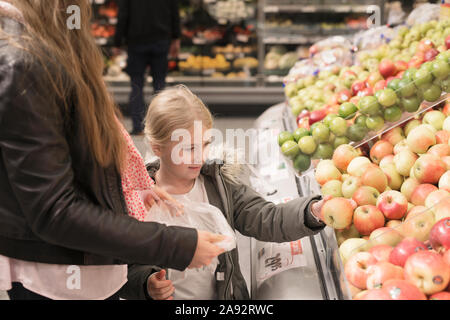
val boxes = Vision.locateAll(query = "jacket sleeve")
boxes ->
[119,264,161,300]
[170,0,181,39]
[113,0,130,47]
[0,58,197,270]
[231,182,326,243]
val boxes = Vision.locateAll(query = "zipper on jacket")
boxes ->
[217,169,235,299]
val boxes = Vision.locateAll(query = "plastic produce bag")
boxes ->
[144,196,237,275]
[406,3,440,26]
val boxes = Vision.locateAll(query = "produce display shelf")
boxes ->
[263,35,325,45]
[351,92,450,149]
[264,4,374,14]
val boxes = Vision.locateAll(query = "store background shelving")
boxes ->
[91,0,387,106]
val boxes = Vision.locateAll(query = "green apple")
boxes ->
[346,124,368,142]
[421,83,442,102]
[398,78,416,98]
[403,68,418,81]
[422,110,446,131]
[383,105,403,122]
[334,136,350,148]
[440,77,450,92]
[366,116,385,131]
[323,114,339,127]
[293,127,311,142]
[312,123,330,143]
[432,60,450,80]
[281,140,300,159]
[285,83,298,98]
[387,78,401,91]
[339,102,358,119]
[355,115,368,128]
[400,95,421,113]
[293,153,311,172]
[278,131,294,146]
[312,143,334,160]
[298,136,317,155]
[330,117,348,137]
[377,88,398,107]
[413,67,433,88]
[290,98,306,116]
[359,96,382,116]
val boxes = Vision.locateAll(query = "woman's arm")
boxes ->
[231,182,326,243]
[0,58,197,269]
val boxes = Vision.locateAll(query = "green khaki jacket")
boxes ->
[119,159,325,300]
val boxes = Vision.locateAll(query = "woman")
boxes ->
[0,0,223,300]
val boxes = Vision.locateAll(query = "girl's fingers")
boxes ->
[155,284,175,296]
[154,287,175,300]
[151,279,173,289]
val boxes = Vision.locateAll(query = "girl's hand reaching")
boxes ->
[310,195,332,222]
[141,185,184,216]
[147,270,175,300]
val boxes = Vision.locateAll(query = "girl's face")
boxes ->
[155,124,212,182]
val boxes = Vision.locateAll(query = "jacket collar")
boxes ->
[146,159,223,181]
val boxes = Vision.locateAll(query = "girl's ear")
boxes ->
[151,143,162,157]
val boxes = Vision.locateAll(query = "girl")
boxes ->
[0,0,222,300]
[139,85,328,300]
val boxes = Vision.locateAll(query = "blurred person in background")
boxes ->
[114,0,181,135]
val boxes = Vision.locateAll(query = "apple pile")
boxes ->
[314,108,450,299]
[279,20,450,174]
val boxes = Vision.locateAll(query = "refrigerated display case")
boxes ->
[92,0,386,105]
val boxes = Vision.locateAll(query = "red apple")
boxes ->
[410,184,438,206]
[358,87,374,97]
[443,250,450,267]
[353,186,380,206]
[361,166,388,193]
[434,198,450,221]
[337,89,352,104]
[369,244,394,262]
[429,292,450,300]
[354,205,385,236]
[418,39,435,53]
[394,150,418,177]
[402,205,435,242]
[414,157,446,188]
[366,261,404,290]
[373,80,387,92]
[389,237,428,267]
[369,227,404,247]
[382,279,427,300]
[321,197,354,229]
[332,144,359,173]
[408,55,424,69]
[425,190,450,212]
[429,218,450,253]
[377,190,408,220]
[345,252,377,289]
[436,130,450,145]
[424,48,439,62]
[379,59,397,78]
[367,71,384,88]
[442,156,450,170]
[446,35,450,50]
[309,109,327,125]
[428,144,450,158]
[351,81,367,96]
[404,251,450,295]
[347,156,371,177]
[394,60,408,73]
[370,140,393,165]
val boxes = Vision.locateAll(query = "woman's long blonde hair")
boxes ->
[145,85,242,184]
[2,0,126,171]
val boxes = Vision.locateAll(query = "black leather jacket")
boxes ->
[0,16,197,269]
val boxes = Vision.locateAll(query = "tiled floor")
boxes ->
[0,116,257,300]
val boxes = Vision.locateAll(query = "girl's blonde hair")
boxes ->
[144,85,242,184]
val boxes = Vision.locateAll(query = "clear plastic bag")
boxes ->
[144,196,237,275]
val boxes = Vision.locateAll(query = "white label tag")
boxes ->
[216,272,225,281]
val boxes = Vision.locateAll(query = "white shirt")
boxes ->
[168,175,218,300]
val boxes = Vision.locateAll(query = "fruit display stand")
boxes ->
[247,103,352,300]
